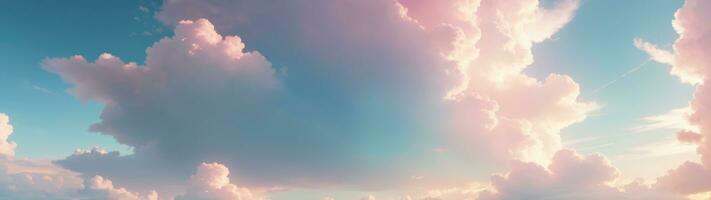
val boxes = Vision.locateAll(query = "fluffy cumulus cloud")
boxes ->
[0,113,17,157]
[636,0,711,196]
[46,0,595,196]
[0,113,83,199]
[476,149,684,200]
[83,175,158,200]
[177,162,261,200]
[0,113,160,200]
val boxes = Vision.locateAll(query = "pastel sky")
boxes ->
[1,0,710,199]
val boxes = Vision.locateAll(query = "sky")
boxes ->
[0,0,710,199]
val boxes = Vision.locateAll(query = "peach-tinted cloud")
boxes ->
[402,0,596,164]
[632,107,697,133]
[677,130,703,144]
[177,162,261,200]
[657,162,711,195]
[85,175,158,200]
[0,113,166,199]
[634,0,709,85]
[0,114,83,199]
[477,149,685,200]
[47,0,593,194]
[637,0,711,195]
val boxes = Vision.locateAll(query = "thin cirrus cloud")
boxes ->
[476,149,685,200]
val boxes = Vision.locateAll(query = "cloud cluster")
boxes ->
[0,113,84,199]
[0,113,273,199]
[477,149,684,200]
[45,0,594,192]
[636,0,711,196]
[83,175,158,200]
[177,162,261,200]
[13,0,710,198]
[0,113,159,199]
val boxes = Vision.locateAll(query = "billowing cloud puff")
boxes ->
[0,113,163,200]
[177,162,261,200]
[0,158,85,199]
[360,195,376,200]
[83,175,158,200]
[636,0,711,195]
[677,130,702,144]
[48,0,593,193]
[398,0,595,164]
[657,162,711,195]
[636,0,711,85]
[477,149,685,200]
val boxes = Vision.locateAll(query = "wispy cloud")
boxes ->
[31,84,54,95]
[630,107,697,133]
[615,139,696,161]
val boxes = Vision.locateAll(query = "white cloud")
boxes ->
[46,0,594,195]
[84,175,158,200]
[177,162,262,200]
[631,107,697,133]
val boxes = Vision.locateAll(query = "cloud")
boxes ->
[0,113,84,199]
[637,0,711,195]
[477,149,685,200]
[47,0,593,193]
[634,0,710,85]
[624,140,696,160]
[0,113,17,157]
[657,162,711,195]
[0,113,162,200]
[633,38,675,65]
[631,107,697,133]
[83,175,158,200]
[0,158,85,199]
[677,130,702,144]
[402,0,595,164]
[176,162,261,200]
[360,194,376,200]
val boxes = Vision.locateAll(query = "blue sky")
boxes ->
[0,0,166,158]
[2,0,710,199]
[2,0,689,164]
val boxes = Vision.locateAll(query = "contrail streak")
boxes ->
[586,59,651,97]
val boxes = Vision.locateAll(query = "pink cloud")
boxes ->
[478,149,684,200]
[0,113,17,157]
[177,162,262,200]
[677,130,702,144]
[47,0,593,194]
[85,175,158,200]
[636,0,711,196]
[0,113,165,199]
